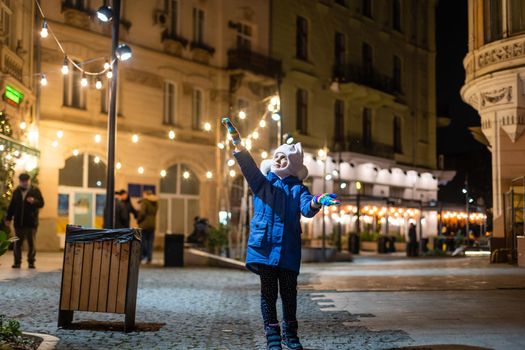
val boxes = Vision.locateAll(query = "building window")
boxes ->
[362,42,373,73]
[393,55,402,93]
[296,16,308,60]
[63,0,89,11]
[164,81,176,125]
[192,88,203,130]
[193,7,205,44]
[334,99,345,144]
[508,0,525,35]
[483,0,502,43]
[362,108,372,147]
[362,0,372,18]
[393,116,402,153]
[63,60,86,109]
[236,22,252,51]
[393,0,402,32]
[166,0,178,36]
[296,89,308,134]
[334,32,346,70]
[159,163,200,235]
[0,0,13,47]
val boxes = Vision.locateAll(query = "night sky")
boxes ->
[435,1,492,207]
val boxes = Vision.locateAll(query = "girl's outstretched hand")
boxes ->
[221,117,242,146]
[312,193,341,207]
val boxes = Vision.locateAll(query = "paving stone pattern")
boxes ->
[0,267,411,350]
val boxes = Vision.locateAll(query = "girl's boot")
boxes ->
[265,324,282,350]
[281,321,303,350]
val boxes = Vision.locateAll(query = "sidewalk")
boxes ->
[1,252,525,349]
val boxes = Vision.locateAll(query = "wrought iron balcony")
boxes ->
[227,49,282,79]
[333,63,396,95]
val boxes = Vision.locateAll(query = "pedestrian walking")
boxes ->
[4,173,45,269]
[137,189,158,263]
[407,222,418,257]
[223,118,340,350]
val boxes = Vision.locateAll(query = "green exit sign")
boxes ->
[5,85,24,106]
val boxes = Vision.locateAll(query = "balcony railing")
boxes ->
[227,49,282,79]
[333,135,395,159]
[333,63,396,95]
[1,45,24,82]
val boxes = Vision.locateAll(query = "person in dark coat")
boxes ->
[103,190,130,229]
[137,190,158,263]
[5,173,45,269]
[223,118,340,350]
[407,223,418,257]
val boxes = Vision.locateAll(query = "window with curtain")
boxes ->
[393,55,402,93]
[393,116,402,153]
[393,0,402,32]
[483,0,503,43]
[334,99,345,144]
[296,89,308,134]
[362,108,372,147]
[362,0,372,18]
[164,81,176,125]
[508,0,525,35]
[362,42,373,73]
[193,7,205,44]
[296,16,308,60]
[166,0,178,36]
[334,32,346,70]
[63,60,86,109]
[236,22,252,51]
[192,88,203,130]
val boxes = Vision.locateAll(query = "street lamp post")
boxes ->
[355,181,362,234]
[319,147,328,262]
[463,175,469,240]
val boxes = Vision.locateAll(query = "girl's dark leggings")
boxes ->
[257,264,298,326]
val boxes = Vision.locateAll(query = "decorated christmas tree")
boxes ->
[0,111,15,232]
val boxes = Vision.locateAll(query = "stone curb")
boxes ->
[23,332,59,350]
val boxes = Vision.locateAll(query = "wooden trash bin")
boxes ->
[58,225,142,332]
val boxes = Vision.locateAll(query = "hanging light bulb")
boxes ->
[168,130,176,140]
[340,182,347,189]
[227,159,235,167]
[229,169,236,177]
[238,111,246,120]
[217,142,225,149]
[104,61,111,70]
[19,121,27,130]
[138,166,144,174]
[40,19,49,38]
[80,74,88,87]
[182,171,190,179]
[56,130,64,139]
[94,156,101,164]
[106,69,113,79]
[52,140,58,148]
[261,151,268,159]
[116,161,122,169]
[96,5,113,22]
[95,79,103,90]
[61,57,69,75]
[94,134,102,143]
[132,134,139,143]
[40,74,48,86]
[206,171,213,179]
[271,112,281,121]
[73,149,79,156]
[252,131,259,139]
[160,169,167,177]
[259,120,266,128]
[203,122,212,131]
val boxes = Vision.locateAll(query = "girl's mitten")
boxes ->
[312,193,341,207]
[221,117,242,145]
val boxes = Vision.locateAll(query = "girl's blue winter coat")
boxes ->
[234,150,319,274]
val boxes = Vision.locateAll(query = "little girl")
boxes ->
[223,118,340,350]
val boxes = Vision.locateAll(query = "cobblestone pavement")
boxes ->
[1,253,524,349]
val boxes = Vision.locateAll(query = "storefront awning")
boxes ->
[0,134,40,157]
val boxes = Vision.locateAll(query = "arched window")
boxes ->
[159,163,200,235]
[57,153,107,234]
